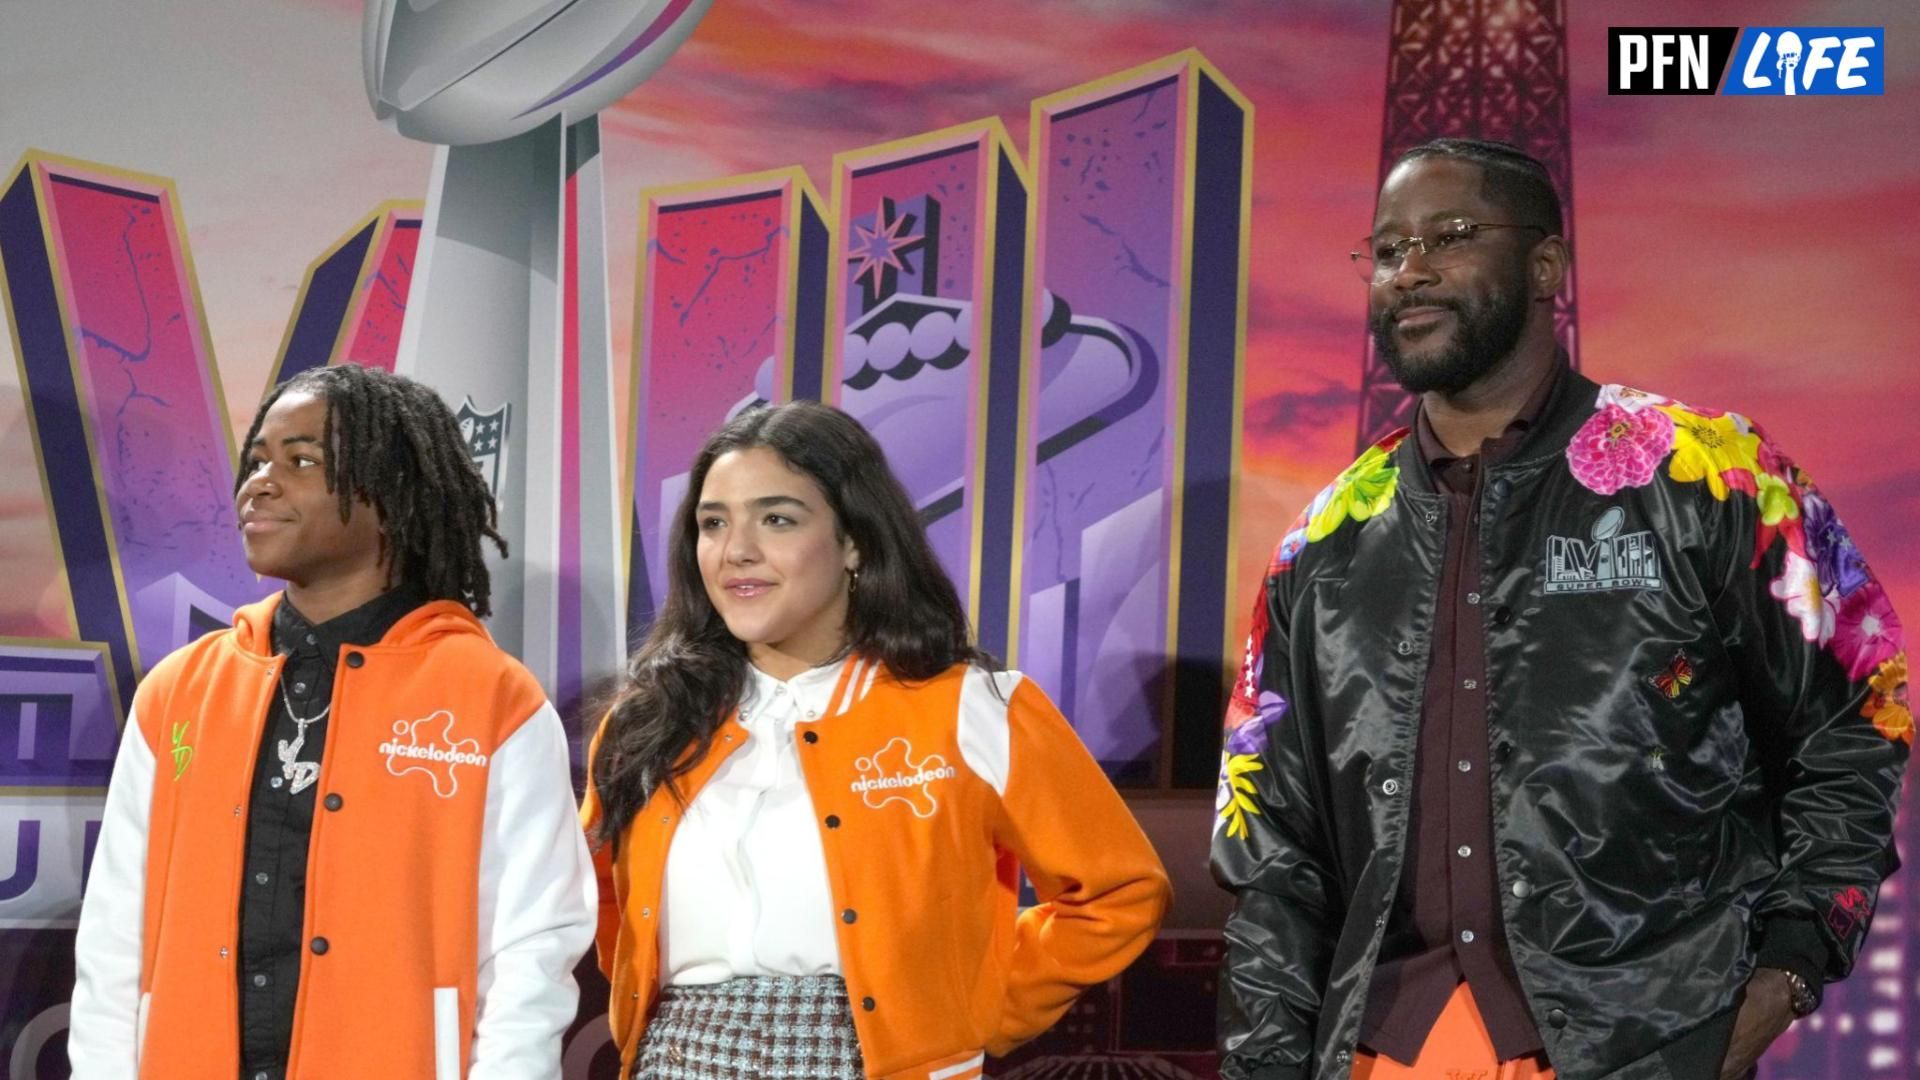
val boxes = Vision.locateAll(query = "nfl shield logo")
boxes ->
[456,396,511,499]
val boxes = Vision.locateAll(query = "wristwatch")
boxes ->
[1765,967,1818,1017]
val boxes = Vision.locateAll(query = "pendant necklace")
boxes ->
[276,679,329,795]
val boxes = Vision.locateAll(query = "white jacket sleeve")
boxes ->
[69,708,155,1077]
[468,701,598,1079]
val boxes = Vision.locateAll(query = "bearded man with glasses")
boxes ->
[1212,138,1908,1080]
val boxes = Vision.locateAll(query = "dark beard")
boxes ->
[1369,270,1531,395]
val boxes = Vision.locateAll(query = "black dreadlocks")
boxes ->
[234,364,507,617]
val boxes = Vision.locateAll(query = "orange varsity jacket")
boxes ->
[582,658,1172,1080]
[69,595,596,1079]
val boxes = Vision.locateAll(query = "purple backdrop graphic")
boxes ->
[0,155,274,1078]
[627,168,828,625]
[624,55,1248,792]
[270,202,423,387]
[1017,57,1249,786]
[1,158,271,703]
[825,121,1028,656]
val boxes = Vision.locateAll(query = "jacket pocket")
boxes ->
[433,986,461,1080]
[135,991,151,1065]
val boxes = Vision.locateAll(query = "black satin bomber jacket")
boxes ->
[1210,368,1909,1080]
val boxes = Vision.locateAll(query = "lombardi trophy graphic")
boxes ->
[361,0,713,737]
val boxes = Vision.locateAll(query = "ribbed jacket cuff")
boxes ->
[1755,915,1829,1008]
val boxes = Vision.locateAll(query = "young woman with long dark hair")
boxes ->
[583,401,1170,1080]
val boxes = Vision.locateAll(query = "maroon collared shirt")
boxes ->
[1356,362,1564,1065]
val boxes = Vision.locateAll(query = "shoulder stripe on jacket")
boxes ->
[957,668,1022,796]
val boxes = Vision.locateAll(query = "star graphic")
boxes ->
[846,198,926,303]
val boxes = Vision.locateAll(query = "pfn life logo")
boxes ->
[1725,28,1883,95]
[1610,27,1883,95]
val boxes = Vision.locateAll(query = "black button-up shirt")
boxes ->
[237,587,423,1080]
[1357,361,1563,1065]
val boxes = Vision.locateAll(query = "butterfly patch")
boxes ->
[1649,650,1695,700]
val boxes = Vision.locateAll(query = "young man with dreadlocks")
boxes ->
[69,365,597,1079]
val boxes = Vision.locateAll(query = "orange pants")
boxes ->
[1353,982,1556,1080]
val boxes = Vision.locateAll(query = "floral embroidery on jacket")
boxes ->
[1566,402,1675,495]
[1835,584,1904,683]
[1568,387,1904,732]
[1273,429,1410,574]
[1217,684,1286,841]
[1862,653,1911,744]
[1770,550,1836,646]
[1661,408,1762,501]
[1802,491,1872,599]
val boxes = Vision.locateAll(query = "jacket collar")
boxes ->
[1395,358,1600,496]
[272,585,425,664]
[231,591,489,657]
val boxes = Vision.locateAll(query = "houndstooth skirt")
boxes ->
[632,975,866,1080]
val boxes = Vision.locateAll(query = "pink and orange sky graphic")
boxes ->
[2,0,1915,641]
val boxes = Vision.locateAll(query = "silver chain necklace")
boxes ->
[275,679,330,795]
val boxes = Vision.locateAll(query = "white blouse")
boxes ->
[659,659,846,985]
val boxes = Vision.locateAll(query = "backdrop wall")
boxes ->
[1,2,1915,1078]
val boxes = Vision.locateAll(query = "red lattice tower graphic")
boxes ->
[1356,0,1580,451]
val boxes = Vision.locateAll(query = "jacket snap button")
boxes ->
[1495,741,1514,761]
[1548,1007,1569,1028]
[345,652,364,668]
[1381,778,1401,796]
[861,996,876,1011]
[842,908,858,924]
[1512,879,1533,899]
[310,936,329,955]
[641,907,651,919]
[323,793,343,811]
[1491,478,1513,499]
[825,815,841,828]
[1395,641,1413,656]
[1492,605,1514,626]
[803,731,819,744]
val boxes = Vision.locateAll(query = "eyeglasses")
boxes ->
[1350,219,1546,284]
